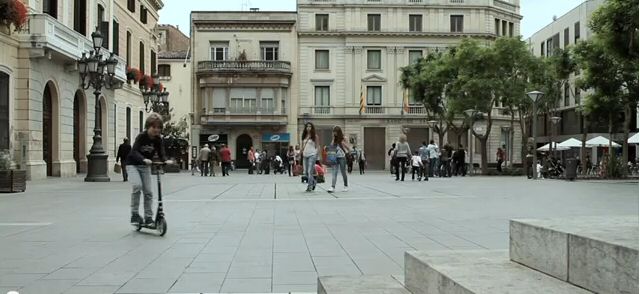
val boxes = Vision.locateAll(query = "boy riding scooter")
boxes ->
[126,113,170,226]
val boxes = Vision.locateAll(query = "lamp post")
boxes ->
[527,91,544,179]
[142,74,170,115]
[78,29,119,182]
[464,109,478,176]
[550,116,562,157]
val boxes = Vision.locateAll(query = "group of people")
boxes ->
[194,144,232,177]
[388,139,468,181]
[247,148,287,175]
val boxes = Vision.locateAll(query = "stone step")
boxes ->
[404,250,592,294]
[510,216,638,294]
[317,275,411,294]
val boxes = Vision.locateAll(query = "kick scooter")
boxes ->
[134,161,168,236]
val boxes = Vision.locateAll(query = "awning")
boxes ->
[262,133,290,142]
[558,138,583,148]
[628,133,639,144]
[586,136,621,147]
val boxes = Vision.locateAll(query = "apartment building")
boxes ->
[297,0,523,169]
[190,11,298,168]
[0,0,162,179]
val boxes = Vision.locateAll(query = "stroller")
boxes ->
[272,156,285,174]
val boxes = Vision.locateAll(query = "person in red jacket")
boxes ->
[220,144,232,176]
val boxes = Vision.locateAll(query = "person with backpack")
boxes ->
[326,126,351,193]
[394,134,412,181]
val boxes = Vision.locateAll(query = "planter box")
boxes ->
[0,170,26,193]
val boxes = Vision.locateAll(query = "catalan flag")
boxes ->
[359,85,366,115]
[402,89,410,114]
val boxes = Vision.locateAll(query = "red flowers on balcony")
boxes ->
[126,67,144,84]
[0,0,28,32]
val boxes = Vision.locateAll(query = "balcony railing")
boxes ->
[20,14,126,82]
[197,60,292,75]
[203,107,283,115]
[407,105,427,114]
[303,106,430,116]
[365,105,385,114]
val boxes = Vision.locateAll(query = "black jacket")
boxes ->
[116,143,131,163]
[125,132,166,166]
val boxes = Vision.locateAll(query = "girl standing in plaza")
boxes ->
[301,122,319,192]
[328,126,351,193]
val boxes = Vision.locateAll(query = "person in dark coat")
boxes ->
[116,138,132,181]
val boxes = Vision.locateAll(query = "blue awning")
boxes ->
[262,133,290,142]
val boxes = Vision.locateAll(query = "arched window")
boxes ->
[43,0,58,19]
[139,42,145,73]
[126,31,132,67]
[0,72,9,150]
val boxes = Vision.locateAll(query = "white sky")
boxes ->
[159,0,587,39]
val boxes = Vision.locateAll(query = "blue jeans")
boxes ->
[331,157,348,188]
[128,165,153,218]
[303,155,317,189]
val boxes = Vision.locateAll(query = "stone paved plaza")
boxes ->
[0,171,637,294]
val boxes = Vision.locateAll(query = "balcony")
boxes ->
[20,14,127,82]
[197,60,292,76]
[200,106,287,126]
[303,106,429,116]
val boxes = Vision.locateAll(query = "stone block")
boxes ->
[405,250,591,294]
[510,216,638,294]
[318,275,410,294]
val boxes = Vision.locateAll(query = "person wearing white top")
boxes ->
[327,126,351,193]
[426,140,439,177]
[411,152,424,181]
[301,122,319,192]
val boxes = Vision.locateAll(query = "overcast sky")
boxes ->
[159,0,586,39]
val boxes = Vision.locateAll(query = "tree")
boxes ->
[162,109,190,164]
[588,0,639,167]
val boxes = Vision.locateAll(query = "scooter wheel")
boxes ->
[157,218,167,236]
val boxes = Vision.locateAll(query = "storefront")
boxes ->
[261,133,290,157]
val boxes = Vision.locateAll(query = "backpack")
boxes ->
[325,144,338,166]
[419,146,430,161]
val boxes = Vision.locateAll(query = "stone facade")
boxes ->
[2,0,163,180]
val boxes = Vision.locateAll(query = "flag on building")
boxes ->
[359,85,366,115]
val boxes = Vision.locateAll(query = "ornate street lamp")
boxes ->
[527,90,544,179]
[78,28,120,182]
[142,74,170,114]
[550,116,562,156]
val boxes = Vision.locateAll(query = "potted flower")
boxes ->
[0,150,26,193]
[0,0,28,34]
[139,74,153,90]
[126,67,136,83]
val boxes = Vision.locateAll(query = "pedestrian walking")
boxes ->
[126,113,167,226]
[116,138,132,182]
[198,144,211,177]
[301,122,319,192]
[411,151,424,181]
[453,144,466,176]
[418,141,430,181]
[209,146,218,177]
[427,140,439,177]
[353,145,366,175]
[347,148,355,174]
[287,146,295,176]
[394,134,411,181]
[442,144,453,177]
[388,143,397,175]
[220,144,232,176]
[248,146,256,174]
[327,126,350,193]
[497,145,506,173]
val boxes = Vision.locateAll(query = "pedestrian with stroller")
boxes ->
[126,113,167,226]
[198,144,211,177]
[116,138,132,182]
[394,134,412,181]
[301,122,319,192]
[327,126,350,193]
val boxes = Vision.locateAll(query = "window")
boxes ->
[0,72,9,150]
[502,20,507,37]
[368,14,381,31]
[140,5,147,24]
[97,5,109,49]
[127,0,135,12]
[546,38,553,57]
[367,50,381,70]
[574,22,581,43]
[314,86,330,107]
[409,50,422,64]
[574,87,581,105]
[158,64,171,77]
[260,41,279,61]
[564,83,570,107]
[262,98,274,111]
[73,0,86,35]
[366,86,382,105]
[126,31,131,67]
[210,42,229,61]
[112,20,119,55]
[495,18,500,35]
[315,50,329,70]
[139,42,145,72]
[408,89,419,105]
[150,50,156,74]
[126,107,131,140]
[409,15,422,32]
[540,42,544,56]
[43,0,58,19]
[509,22,514,37]
[316,14,329,31]
[450,15,463,32]
[564,27,570,47]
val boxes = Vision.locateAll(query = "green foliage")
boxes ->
[589,0,639,63]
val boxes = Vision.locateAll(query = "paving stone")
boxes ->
[115,278,176,294]
[318,275,410,294]
[168,272,225,293]
[219,278,271,293]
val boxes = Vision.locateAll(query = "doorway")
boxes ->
[364,127,386,170]
[0,72,9,151]
[73,91,86,173]
[407,127,429,154]
[43,83,56,176]
[236,134,252,168]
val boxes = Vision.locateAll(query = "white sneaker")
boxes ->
[327,187,334,193]
[342,187,349,192]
